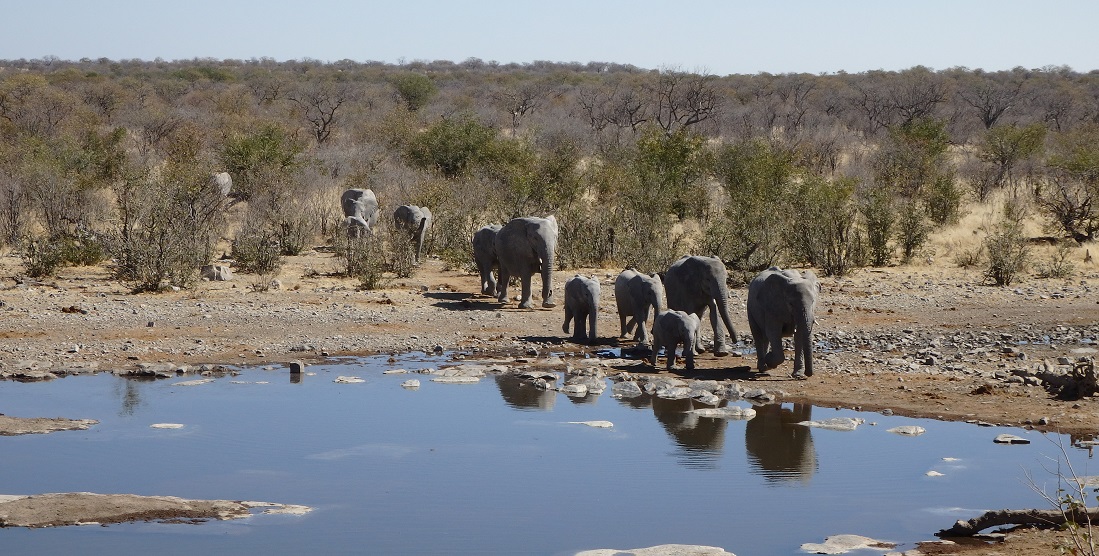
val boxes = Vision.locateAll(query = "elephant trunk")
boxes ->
[716,289,738,347]
[540,241,556,308]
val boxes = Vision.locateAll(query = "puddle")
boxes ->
[0,353,1091,555]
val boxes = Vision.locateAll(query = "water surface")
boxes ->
[0,354,1091,555]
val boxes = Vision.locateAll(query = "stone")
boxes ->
[797,417,865,431]
[612,381,644,398]
[568,421,613,428]
[400,379,420,389]
[150,423,185,429]
[560,384,589,397]
[289,361,304,374]
[800,534,895,554]
[993,433,1030,444]
[688,407,756,420]
[200,265,233,281]
[430,376,479,384]
[334,376,365,384]
[575,544,735,556]
[887,426,926,436]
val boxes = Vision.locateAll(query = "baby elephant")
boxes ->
[651,310,701,371]
[562,275,601,344]
[614,268,664,346]
[747,267,820,378]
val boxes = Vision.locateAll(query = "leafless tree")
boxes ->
[287,82,352,144]
[956,71,1027,129]
[649,68,721,134]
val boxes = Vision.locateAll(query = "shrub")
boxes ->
[1035,240,1076,279]
[984,203,1031,286]
[787,175,864,276]
[21,236,65,278]
[895,199,930,263]
[231,227,283,276]
[333,230,386,290]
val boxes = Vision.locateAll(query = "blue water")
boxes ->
[0,354,1092,555]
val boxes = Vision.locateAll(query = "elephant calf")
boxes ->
[472,224,502,296]
[563,275,600,344]
[393,205,433,263]
[651,310,701,371]
[614,268,664,346]
[341,188,379,238]
[747,267,820,378]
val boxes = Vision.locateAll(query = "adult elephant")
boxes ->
[341,188,379,238]
[747,267,820,378]
[614,268,664,346]
[393,205,433,262]
[495,215,558,309]
[663,255,738,356]
[472,224,502,296]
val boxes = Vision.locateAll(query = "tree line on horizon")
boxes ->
[1,57,1097,290]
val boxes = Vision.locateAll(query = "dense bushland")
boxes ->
[2,57,1098,288]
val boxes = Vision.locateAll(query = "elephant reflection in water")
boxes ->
[744,403,818,483]
[649,397,730,467]
[494,374,556,411]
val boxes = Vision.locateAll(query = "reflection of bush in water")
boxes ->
[494,374,556,411]
[744,403,818,484]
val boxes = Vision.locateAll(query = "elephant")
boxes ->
[472,224,502,296]
[746,267,820,378]
[614,268,664,346]
[494,215,558,309]
[650,310,701,371]
[562,275,600,344]
[341,188,379,238]
[393,205,433,262]
[663,255,738,356]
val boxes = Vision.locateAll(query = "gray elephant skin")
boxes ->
[663,255,738,356]
[614,268,664,346]
[651,310,701,371]
[747,267,820,378]
[494,215,558,309]
[393,205,433,262]
[341,188,379,238]
[562,275,600,344]
[472,224,502,296]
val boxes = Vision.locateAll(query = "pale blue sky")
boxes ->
[4,0,1098,75]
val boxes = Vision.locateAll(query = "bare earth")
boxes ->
[1,250,1097,553]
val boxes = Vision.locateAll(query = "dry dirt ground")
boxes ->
[1,249,1098,553]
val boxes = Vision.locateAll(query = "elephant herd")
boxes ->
[471,217,822,380]
[341,188,432,263]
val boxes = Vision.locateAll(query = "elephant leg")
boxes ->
[708,300,729,356]
[748,315,767,372]
[763,322,785,369]
[651,337,662,369]
[518,274,534,309]
[540,276,555,309]
[497,267,511,303]
[637,321,650,346]
[587,309,598,345]
[618,312,628,338]
[563,304,574,335]
[666,340,678,370]
[691,311,706,354]
[684,334,696,371]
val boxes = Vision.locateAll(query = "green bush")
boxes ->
[21,236,65,278]
[1035,241,1076,279]
[984,206,1031,286]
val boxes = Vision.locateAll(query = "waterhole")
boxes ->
[0,353,1092,555]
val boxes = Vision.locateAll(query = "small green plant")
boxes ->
[983,205,1031,286]
[952,246,984,269]
[21,236,65,278]
[333,230,386,290]
[1036,240,1077,279]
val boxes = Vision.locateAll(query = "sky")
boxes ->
[4,0,1099,76]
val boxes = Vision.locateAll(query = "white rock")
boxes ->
[400,379,420,389]
[800,534,895,554]
[430,376,480,384]
[334,376,365,384]
[150,423,185,429]
[926,470,945,477]
[568,421,614,428]
[612,381,644,398]
[688,407,757,420]
[383,369,409,374]
[797,418,865,431]
[887,426,926,436]
[172,379,214,387]
[993,433,1030,444]
[560,384,589,397]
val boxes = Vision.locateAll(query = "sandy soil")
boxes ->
[1,250,1097,552]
